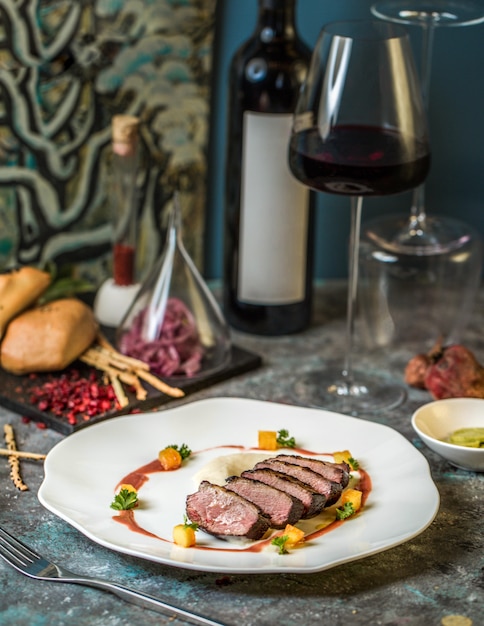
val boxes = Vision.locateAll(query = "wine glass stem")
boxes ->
[410,184,426,222]
[342,195,363,385]
[412,19,435,222]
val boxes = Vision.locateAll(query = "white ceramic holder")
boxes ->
[93,278,141,328]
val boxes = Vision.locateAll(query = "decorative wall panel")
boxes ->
[0,0,217,283]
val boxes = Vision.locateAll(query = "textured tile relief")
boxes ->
[0,0,216,283]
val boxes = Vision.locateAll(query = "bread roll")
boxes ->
[0,298,98,374]
[0,267,51,338]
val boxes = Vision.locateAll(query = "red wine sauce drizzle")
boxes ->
[114,510,169,542]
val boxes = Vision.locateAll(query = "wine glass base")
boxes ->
[362,213,479,255]
[293,369,406,416]
[372,1,484,27]
[359,213,483,348]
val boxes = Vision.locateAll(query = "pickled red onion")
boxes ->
[119,298,203,377]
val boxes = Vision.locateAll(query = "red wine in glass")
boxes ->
[289,124,431,197]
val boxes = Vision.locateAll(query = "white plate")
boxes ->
[38,397,439,574]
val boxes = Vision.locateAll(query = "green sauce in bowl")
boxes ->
[448,428,484,448]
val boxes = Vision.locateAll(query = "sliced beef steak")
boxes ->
[186,481,270,540]
[273,454,351,488]
[225,476,305,528]
[241,468,326,519]
[254,459,342,505]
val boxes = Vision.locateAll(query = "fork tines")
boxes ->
[0,525,39,571]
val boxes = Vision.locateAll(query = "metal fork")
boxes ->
[0,525,227,626]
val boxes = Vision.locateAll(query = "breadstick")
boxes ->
[3,424,29,491]
[103,347,149,371]
[80,340,184,400]
[118,372,148,401]
[95,331,117,352]
[95,334,150,370]
[109,373,129,408]
[136,368,185,397]
[0,448,46,460]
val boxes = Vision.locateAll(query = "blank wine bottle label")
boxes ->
[238,111,309,305]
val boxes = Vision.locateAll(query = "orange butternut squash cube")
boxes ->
[333,450,352,465]
[341,488,362,513]
[258,430,278,450]
[158,447,182,470]
[283,524,305,546]
[173,524,196,548]
[118,483,137,494]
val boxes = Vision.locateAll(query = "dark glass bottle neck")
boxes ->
[256,0,297,40]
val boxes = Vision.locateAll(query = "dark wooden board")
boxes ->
[0,345,262,435]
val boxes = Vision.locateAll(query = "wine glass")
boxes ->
[358,1,484,350]
[369,0,484,249]
[288,19,430,415]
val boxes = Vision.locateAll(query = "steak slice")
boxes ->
[225,476,305,528]
[273,454,351,488]
[241,468,326,519]
[186,481,270,540]
[254,459,342,506]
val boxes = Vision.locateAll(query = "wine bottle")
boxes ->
[93,115,141,327]
[223,0,314,336]
[111,115,140,287]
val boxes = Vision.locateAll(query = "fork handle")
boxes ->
[59,575,227,626]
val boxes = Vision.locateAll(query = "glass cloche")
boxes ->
[117,193,231,381]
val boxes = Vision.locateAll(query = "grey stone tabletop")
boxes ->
[0,282,482,626]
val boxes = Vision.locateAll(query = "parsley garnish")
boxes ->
[110,488,139,511]
[182,515,199,531]
[348,457,360,470]
[276,429,296,448]
[271,535,289,555]
[166,444,192,460]
[336,502,356,520]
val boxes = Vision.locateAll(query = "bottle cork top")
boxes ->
[112,115,140,156]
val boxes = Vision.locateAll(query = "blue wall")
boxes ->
[205,0,484,279]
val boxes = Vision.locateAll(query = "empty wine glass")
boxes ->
[370,0,484,248]
[359,1,484,349]
[288,20,430,414]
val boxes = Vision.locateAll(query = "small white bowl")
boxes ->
[412,398,484,472]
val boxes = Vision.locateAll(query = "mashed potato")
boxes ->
[192,452,277,486]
